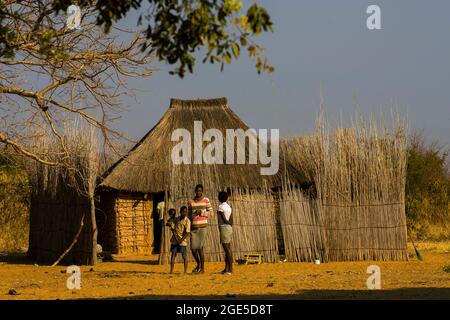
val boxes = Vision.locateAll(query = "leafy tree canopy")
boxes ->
[1,0,274,77]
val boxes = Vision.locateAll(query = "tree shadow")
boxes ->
[0,252,35,265]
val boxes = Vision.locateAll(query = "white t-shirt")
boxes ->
[157,201,165,221]
[217,202,232,225]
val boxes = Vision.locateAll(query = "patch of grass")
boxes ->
[409,241,450,253]
[443,265,450,273]
[0,163,29,252]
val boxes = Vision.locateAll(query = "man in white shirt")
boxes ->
[217,191,233,274]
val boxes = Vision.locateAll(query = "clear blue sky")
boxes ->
[116,0,450,146]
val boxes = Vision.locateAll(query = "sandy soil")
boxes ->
[0,243,449,300]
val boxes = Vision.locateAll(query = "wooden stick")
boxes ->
[51,213,85,266]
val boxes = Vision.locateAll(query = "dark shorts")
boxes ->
[171,244,187,253]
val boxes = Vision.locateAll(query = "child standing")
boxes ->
[166,208,177,231]
[217,191,233,274]
[166,207,191,274]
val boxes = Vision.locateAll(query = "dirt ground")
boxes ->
[0,242,449,300]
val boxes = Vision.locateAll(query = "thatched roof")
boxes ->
[98,98,309,193]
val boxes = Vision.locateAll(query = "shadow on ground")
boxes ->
[115,259,160,266]
[0,252,161,266]
[0,252,34,265]
[95,288,450,300]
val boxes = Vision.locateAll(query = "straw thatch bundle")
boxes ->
[281,113,408,261]
[27,124,100,265]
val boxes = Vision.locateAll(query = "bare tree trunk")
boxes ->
[90,195,98,265]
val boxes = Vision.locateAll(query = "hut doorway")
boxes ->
[152,192,165,254]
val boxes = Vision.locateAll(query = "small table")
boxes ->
[243,253,264,264]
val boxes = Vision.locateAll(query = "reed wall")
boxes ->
[27,125,99,265]
[280,116,408,262]
[28,188,94,265]
[158,164,279,264]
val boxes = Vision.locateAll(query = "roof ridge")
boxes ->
[170,97,228,108]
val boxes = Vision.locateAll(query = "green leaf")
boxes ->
[231,43,240,58]
[224,51,232,64]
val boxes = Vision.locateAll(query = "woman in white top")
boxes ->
[217,191,233,274]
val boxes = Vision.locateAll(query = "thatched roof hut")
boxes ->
[96,97,408,263]
[96,97,308,260]
[99,97,307,193]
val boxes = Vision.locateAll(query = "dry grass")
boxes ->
[280,112,408,261]
[411,241,450,254]
[0,166,29,251]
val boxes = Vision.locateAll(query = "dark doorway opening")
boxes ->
[152,192,165,254]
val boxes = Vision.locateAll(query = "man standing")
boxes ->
[188,184,212,274]
[217,191,233,274]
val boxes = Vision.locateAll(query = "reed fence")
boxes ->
[27,125,100,265]
[158,163,279,264]
[280,114,408,262]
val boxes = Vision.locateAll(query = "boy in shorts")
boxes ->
[166,206,191,274]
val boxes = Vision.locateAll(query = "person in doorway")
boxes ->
[187,184,212,274]
[217,191,233,274]
[156,200,166,223]
[166,206,190,274]
[152,200,165,254]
